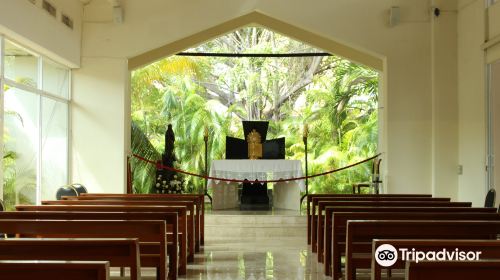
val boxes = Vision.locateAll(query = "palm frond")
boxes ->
[131,121,161,193]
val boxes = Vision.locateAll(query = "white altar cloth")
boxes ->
[208,160,304,210]
[208,159,305,190]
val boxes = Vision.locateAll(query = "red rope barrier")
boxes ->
[132,153,381,184]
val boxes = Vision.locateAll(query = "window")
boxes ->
[42,58,70,99]
[4,40,38,87]
[0,37,70,209]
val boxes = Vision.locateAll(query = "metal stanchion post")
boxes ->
[300,124,309,208]
[204,126,212,205]
[126,155,132,194]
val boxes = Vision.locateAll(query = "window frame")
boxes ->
[0,35,71,205]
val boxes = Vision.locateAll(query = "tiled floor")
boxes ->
[180,239,327,280]
[180,209,328,280]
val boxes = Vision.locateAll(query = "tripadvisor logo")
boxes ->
[374,244,483,267]
[375,244,398,267]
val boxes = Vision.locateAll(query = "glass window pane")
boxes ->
[43,59,69,99]
[41,97,68,200]
[4,40,38,87]
[3,86,39,209]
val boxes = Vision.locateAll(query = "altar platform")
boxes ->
[208,208,301,216]
[204,208,305,241]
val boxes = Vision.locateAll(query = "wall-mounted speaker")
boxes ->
[389,6,400,27]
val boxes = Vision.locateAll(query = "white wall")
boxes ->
[431,0,458,200]
[71,57,128,193]
[457,0,487,205]
[0,0,82,67]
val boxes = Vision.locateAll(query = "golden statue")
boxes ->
[247,129,263,159]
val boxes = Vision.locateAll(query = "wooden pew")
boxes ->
[15,204,188,275]
[34,200,196,262]
[42,199,198,253]
[0,210,178,277]
[68,195,202,250]
[372,239,500,280]
[316,199,475,261]
[0,260,110,280]
[305,194,432,244]
[0,219,168,280]
[0,238,139,280]
[405,260,500,280]
[330,212,500,279]
[309,195,445,247]
[74,193,205,246]
[312,197,453,255]
[345,220,500,280]
[312,200,471,253]
[323,206,497,276]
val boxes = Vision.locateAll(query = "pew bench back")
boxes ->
[0,260,110,280]
[0,238,139,280]
[311,200,473,253]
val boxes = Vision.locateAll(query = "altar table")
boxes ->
[208,160,304,210]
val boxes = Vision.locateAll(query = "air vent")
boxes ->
[62,14,73,29]
[42,0,56,18]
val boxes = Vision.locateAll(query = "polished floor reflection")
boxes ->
[180,211,328,280]
[182,238,327,280]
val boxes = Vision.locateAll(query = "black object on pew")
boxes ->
[485,188,496,207]
[56,185,79,200]
[72,183,88,195]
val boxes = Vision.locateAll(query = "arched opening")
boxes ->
[129,14,382,196]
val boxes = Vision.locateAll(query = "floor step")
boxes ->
[205,214,306,240]
[205,214,306,225]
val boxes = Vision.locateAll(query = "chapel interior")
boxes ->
[0,0,500,279]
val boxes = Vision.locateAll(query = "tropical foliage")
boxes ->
[131,27,379,194]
